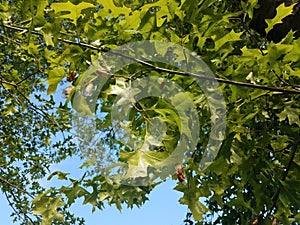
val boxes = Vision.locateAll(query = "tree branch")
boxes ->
[0,175,34,199]
[4,191,24,222]
[2,24,300,95]
[110,50,300,94]
[0,77,53,121]
[15,71,40,85]
[230,15,266,56]
[265,140,299,219]
[0,76,67,140]
[5,190,36,224]
[0,169,37,224]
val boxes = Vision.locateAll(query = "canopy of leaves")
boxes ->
[0,0,299,225]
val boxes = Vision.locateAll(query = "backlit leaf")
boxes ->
[51,1,95,25]
[266,3,295,34]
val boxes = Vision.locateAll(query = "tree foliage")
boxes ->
[0,0,299,225]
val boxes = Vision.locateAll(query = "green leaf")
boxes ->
[190,201,207,220]
[178,176,209,220]
[277,106,300,126]
[83,188,99,211]
[32,194,65,225]
[265,3,295,34]
[283,38,300,62]
[47,171,70,181]
[242,0,258,19]
[99,1,131,18]
[51,1,95,25]
[120,150,167,167]
[61,182,88,205]
[270,135,289,150]
[213,30,243,51]
[46,67,65,94]
[40,30,54,47]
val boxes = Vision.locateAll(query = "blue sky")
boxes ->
[69,179,189,225]
[1,73,191,225]
[1,173,188,225]
[1,155,188,225]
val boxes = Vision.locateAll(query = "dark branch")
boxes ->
[0,77,53,121]
[0,175,34,199]
[4,191,24,222]
[111,50,300,94]
[0,77,66,140]
[230,15,266,56]
[9,190,36,224]
[16,71,39,85]
[265,140,299,219]
[2,24,300,95]
[0,170,36,223]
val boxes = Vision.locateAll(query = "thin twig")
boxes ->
[230,16,266,56]
[4,191,24,222]
[0,77,67,140]
[0,78,17,87]
[0,175,34,199]
[112,50,300,94]
[15,86,51,120]
[9,189,36,224]
[15,71,39,85]
[273,71,293,87]
[0,76,48,119]
[265,140,299,219]
[0,170,37,223]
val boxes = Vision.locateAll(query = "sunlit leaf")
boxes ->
[51,1,95,25]
[265,3,295,34]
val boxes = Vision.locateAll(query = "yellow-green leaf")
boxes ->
[51,1,95,25]
[32,194,65,225]
[266,3,295,34]
[40,30,54,46]
[46,67,65,95]
[213,30,243,51]
[190,201,207,220]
